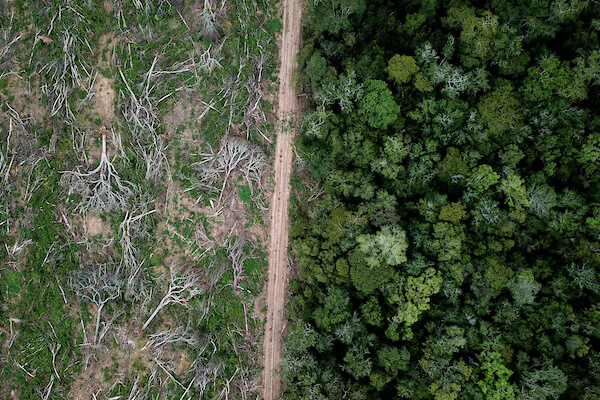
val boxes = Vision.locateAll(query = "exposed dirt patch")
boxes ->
[262,0,303,397]
[94,74,116,126]
[94,34,117,126]
[85,215,111,237]
[103,0,112,13]
[2,75,45,122]
[163,91,205,141]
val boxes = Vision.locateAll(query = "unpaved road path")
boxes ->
[262,0,302,397]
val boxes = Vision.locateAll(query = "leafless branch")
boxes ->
[118,66,159,135]
[134,133,170,187]
[227,232,250,290]
[145,324,199,350]
[97,309,125,345]
[69,265,123,344]
[119,208,156,301]
[198,44,223,73]
[0,11,21,78]
[36,5,96,119]
[154,356,186,390]
[218,40,271,141]
[205,260,228,290]
[191,138,266,204]
[142,265,203,330]
[23,155,49,204]
[35,375,54,400]
[190,354,225,397]
[0,141,12,227]
[200,0,220,40]
[117,49,174,187]
[60,133,134,214]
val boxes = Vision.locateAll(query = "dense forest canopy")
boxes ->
[284,0,600,399]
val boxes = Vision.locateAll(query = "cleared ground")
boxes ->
[262,0,302,398]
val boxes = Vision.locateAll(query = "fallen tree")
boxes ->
[191,137,267,204]
[60,133,134,214]
[142,265,203,330]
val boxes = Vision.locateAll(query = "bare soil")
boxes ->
[95,34,117,127]
[94,74,116,126]
[85,214,111,237]
[262,0,303,397]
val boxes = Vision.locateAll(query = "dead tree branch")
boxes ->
[0,11,21,78]
[69,265,123,344]
[142,266,203,330]
[200,0,220,40]
[36,3,96,119]
[198,44,223,73]
[0,145,13,226]
[190,354,225,397]
[119,208,156,301]
[60,133,134,214]
[145,324,199,350]
[118,51,172,186]
[191,138,266,204]
[227,232,250,290]
[35,375,54,400]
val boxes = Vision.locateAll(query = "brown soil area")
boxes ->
[262,0,303,398]
[94,73,116,126]
[85,215,111,237]
[94,34,117,126]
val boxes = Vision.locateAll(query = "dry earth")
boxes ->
[94,34,117,127]
[262,0,302,398]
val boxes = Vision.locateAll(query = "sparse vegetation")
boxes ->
[0,0,278,398]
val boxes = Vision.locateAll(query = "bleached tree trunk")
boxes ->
[227,232,250,290]
[142,266,203,330]
[69,265,123,344]
[60,134,134,214]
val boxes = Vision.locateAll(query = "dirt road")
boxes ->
[262,0,302,398]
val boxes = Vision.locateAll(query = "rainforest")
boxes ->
[283,0,600,399]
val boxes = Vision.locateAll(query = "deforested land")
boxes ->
[0,0,281,398]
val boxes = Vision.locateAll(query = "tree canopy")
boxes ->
[284,0,600,399]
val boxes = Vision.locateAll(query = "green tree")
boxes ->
[478,84,521,141]
[389,267,443,327]
[439,147,469,179]
[343,344,372,379]
[306,53,329,84]
[357,79,400,129]
[419,326,472,400]
[446,7,500,61]
[468,165,500,195]
[378,345,410,376]
[350,226,408,293]
[313,287,351,332]
[500,173,531,222]
[521,56,574,102]
[357,226,408,268]
[431,222,465,262]
[360,296,384,327]
[386,54,419,84]
[477,351,517,400]
[439,202,467,224]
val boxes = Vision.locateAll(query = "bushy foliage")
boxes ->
[284,0,600,398]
